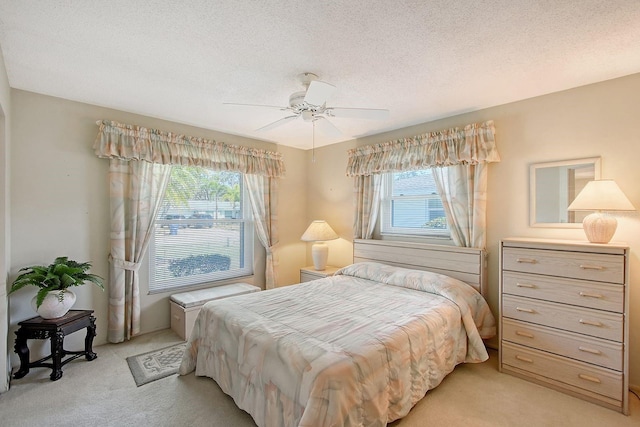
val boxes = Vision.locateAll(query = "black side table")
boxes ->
[13,309,97,381]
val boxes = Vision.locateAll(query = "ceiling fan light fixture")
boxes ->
[301,110,315,121]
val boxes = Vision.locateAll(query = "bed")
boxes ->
[179,240,496,426]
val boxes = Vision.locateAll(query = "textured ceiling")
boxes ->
[1,1,639,149]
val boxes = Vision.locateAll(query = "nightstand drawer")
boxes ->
[502,342,623,401]
[502,271,624,313]
[502,295,623,342]
[502,319,623,370]
[502,248,624,284]
[300,271,321,282]
[300,266,340,283]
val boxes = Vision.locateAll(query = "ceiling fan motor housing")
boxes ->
[289,91,307,108]
[289,89,324,120]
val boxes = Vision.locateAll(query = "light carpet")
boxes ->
[1,329,638,427]
[126,343,187,386]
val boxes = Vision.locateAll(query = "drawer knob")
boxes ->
[516,283,536,289]
[578,373,602,384]
[579,291,603,299]
[579,264,605,271]
[578,346,602,355]
[579,319,603,327]
[515,330,535,338]
[516,307,535,314]
[515,355,534,363]
[516,258,537,264]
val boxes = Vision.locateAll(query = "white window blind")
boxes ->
[381,169,450,237]
[149,167,253,293]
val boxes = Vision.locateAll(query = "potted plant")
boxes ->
[10,256,105,319]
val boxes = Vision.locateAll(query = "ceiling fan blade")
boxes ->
[326,107,389,120]
[223,102,288,111]
[304,80,336,106]
[313,116,342,138]
[256,115,298,132]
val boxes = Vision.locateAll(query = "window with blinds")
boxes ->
[380,169,450,237]
[149,167,253,293]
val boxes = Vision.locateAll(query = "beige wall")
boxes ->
[275,145,308,285]
[7,90,309,364]
[0,44,11,393]
[306,73,640,389]
[4,70,640,391]
[303,143,358,266]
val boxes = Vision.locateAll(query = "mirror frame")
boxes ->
[529,157,601,228]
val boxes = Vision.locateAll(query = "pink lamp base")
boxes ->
[582,212,617,244]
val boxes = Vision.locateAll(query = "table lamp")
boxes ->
[301,220,339,270]
[567,179,635,243]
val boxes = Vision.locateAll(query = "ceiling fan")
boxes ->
[224,72,389,138]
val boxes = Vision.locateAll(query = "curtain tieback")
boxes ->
[266,244,278,254]
[108,254,141,272]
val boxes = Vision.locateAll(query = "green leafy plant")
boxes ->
[168,254,231,277]
[423,216,448,229]
[10,257,105,308]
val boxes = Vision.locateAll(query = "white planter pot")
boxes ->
[31,289,76,319]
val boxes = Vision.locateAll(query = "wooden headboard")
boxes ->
[353,239,487,297]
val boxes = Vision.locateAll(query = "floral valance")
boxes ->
[94,120,286,178]
[346,120,499,176]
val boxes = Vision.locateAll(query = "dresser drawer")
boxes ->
[502,272,624,313]
[502,319,623,370]
[502,342,623,400]
[502,247,624,284]
[502,295,623,342]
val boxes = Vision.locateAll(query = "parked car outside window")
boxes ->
[190,212,214,228]
[163,214,187,228]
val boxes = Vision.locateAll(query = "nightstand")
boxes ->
[13,310,97,381]
[299,265,341,283]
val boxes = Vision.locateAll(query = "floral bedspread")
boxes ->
[179,262,495,427]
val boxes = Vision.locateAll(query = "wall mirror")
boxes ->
[529,157,601,228]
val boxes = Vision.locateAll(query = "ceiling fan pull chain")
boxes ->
[312,120,316,162]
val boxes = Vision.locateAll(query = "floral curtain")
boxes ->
[244,175,279,289]
[346,120,498,249]
[95,120,283,342]
[432,164,488,248]
[353,174,382,239]
[94,120,285,177]
[107,159,170,343]
[346,121,498,176]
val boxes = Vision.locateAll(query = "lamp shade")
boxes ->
[567,180,635,212]
[301,220,339,242]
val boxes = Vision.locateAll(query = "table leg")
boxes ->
[50,330,64,381]
[13,329,30,379]
[85,315,97,361]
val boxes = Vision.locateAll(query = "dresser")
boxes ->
[499,238,629,414]
[299,265,341,283]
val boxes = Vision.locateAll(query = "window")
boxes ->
[149,167,253,293]
[380,169,450,237]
